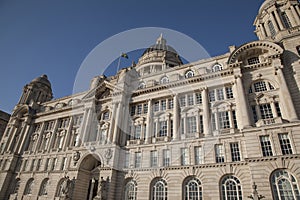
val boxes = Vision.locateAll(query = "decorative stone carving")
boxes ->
[104,148,113,164]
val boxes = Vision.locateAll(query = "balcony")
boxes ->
[127,139,144,145]
[256,117,283,127]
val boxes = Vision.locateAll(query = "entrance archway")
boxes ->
[74,154,101,200]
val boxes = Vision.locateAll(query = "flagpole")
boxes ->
[117,53,122,73]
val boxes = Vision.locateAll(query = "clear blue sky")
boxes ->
[0,0,264,113]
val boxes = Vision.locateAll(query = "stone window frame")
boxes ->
[194,146,203,165]
[183,177,202,200]
[211,63,223,72]
[124,179,137,200]
[259,135,274,157]
[270,169,300,200]
[185,69,195,79]
[215,144,225,163]
[278,133,293,155]
[230,142,241,162]
[181,147,189,166]
[38,178,49,196]
[24,178,34,195]
[163,149,171,167]
[151,178,168,200]
[150,150,158,167]
[220,175,243,200]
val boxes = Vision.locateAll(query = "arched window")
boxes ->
[12,178,20,194]
[212,64,223,72]
[24,178,34,195]
[160,76,169,84]
[151,178,167,200]
[56,178,65,197]
[183,177,202,200]
[124,180,137,200]
[39,178,49,196]
[185,70,194,79]
[220,175,242,200]
[271,169,300,200]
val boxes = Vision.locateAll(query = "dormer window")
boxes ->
[160,76,169,84]
[212,64,223,72]
[268,20,276,37]
[281,12,292,29]
[185,70,194,79]
[247,57,260,65]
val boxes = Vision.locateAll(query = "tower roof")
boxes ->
[31,74,51,88]
[142,34,178,56]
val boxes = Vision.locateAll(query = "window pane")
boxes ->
[260,135,273,157]
[278,133,293,155]
[230,143,241,162]
[215,144,225,163]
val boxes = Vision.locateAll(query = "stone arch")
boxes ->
[228,41,283,64]
[78,153,102,171]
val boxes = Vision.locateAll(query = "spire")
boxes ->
[156,33,167,46]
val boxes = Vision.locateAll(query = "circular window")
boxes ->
[138,82,146,89]
[185,70,194,78]
[160,76,169,84]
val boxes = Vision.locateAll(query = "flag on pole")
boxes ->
[121,53,129,59]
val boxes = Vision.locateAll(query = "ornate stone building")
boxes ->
[1,0,300,199]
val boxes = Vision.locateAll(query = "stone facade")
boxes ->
[1,0,300,199]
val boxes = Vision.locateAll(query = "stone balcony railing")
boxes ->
[256,117,283,127]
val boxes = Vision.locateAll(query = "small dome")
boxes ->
[31,74,51,88]
[142,34,178,56]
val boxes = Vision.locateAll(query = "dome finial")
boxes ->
[156,33,166,45]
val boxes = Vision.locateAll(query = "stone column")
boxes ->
[167,113,171,138]
[108,103,117,143]
[47,119,59,152]
[286,9,297,27]
[16,121,31,154]
[270,101,278,118]
[62,116,73,150]
[33,122,45,153]
[235,75,252,128]
[275,66,298,121]
[202,88,211,136]
[113,102,121,144]
[291,5,300,25]
[145,99,152,144]
[173,95,180,140]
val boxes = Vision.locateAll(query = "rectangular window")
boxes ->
[215,144,225,163]
[181,148,189,165]
[170,120,173,137]
[260,104,273,119]
[44,158,50,171]
[199,116,203,133]
[195,93,202,104]
[150,151,158,167]
[134,152,141,168]
[248,57,260,65]
[137,104,142,115]
[230,143,241,162]
[59,118,69,128]
[226,87,234,99]
[260,135,273,157]
[194,146,202,165]
[211,114,216,131]
[130,106,136,116]
[181,118,185,134]
[30,159,36,171]
[134,125,141,140]
[51,158,57,171]
[103,112,109,120]
[218,111,230,129]
[161,100,167,111]
[275,102,282,117]
[282,12,292,29]
[232,111,238,129]
[186,116,197,134]
[209,90,215,102]
[61,157,67,170]
[216,88,224,100]
[163,149,170,167]
[159,121,167,137]
[36,159,42,171]
[168,99,174,109]
[22,159,28,171]
[187,94,194,106]
[180,96,186,107]
[124,152,130,168]
[143,104,148,114]
[74,115,83,126]
[278,133,293,155]
[268,20,276,37]
[154,101,160,112]
[254,81,267,92]
[252,106,258,122]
